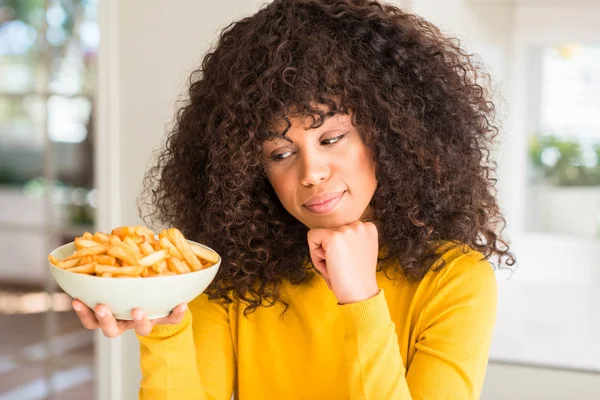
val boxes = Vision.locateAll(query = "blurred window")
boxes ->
[0,0,97,229]
[526,44,600,238]
[0,1,98,397]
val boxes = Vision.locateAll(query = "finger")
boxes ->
[117,319,136,332]
[363,221,379,241]
[131,309,153,336]
[310,251,327,273]
[307,229,328,251]
[310,253,330,281]
[363,221,378,232]
[308,245,325,265]
[167,303,188,323]
[312,246,326,260]
[72,299,99,330]
[307,229,333,278]
[94,305,122,338]
[154,303,187,325]
[307,239,326,269]
[311,265,332,289]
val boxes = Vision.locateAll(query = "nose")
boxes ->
[299,152,330,187]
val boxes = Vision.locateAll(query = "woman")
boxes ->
[73,0,515,398]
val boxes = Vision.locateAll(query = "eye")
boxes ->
[321,133,347,145]
[269,150,295,161]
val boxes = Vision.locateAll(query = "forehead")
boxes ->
[270,111,353,136]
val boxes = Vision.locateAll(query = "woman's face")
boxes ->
[262,112,377,229]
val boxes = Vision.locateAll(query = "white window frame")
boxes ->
[489,1,600,372]
[96,0,126,399]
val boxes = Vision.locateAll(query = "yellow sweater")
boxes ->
[138,243,497,399]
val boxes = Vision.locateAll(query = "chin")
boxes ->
[304,212,361,229]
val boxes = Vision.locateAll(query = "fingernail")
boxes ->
[133,314,142,321]
[97,310,105,317]
[73,303,81,312]
[181,304,187,311]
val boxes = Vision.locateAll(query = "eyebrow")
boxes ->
[271,112,347,144]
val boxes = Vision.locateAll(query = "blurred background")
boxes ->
[0,0,96,399]
[0,0,598,399]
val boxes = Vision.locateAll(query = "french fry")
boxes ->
[95,265,144,276]
[57,258,81,269]
[146,268,159,277]
[111,226,136,238]
[64,244,109,261]
[123,236,144,256]
[50,225,219,278]
[153,259,167,273]
[135,226,155,237]
[48,254,59,266]
[107,244,141,265]
[159,236,183,258]
[68,262,96,274]
[116,266,144,276]
[135,226,157,244]
[75,238,101,249]
[140,242,155,256]
[109,235,124,246]
[130,236,146,244]
[167,257,190,274]
[189,242,220,264]
[93,231,110,244]
[138,249,167,267]
[120,242,143,260]
[95,255,117,266]
[167,228,203,271]
[80,255,95,265]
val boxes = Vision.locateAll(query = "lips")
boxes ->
[302,191,346,215]
[303,192,346,207]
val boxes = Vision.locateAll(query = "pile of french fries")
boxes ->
[48,226,219,278]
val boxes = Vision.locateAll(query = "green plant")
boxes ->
[528,134,600,186]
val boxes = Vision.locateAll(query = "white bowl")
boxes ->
[49,240,221,320]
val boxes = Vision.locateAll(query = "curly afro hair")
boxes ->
[142,0,515,314]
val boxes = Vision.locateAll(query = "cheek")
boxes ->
[267,170,296,205]
[352,148,377,188]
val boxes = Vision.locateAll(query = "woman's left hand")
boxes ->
[307,221,380,304]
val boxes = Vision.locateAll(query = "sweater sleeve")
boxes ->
[137,293,236,400]
[340,254,497,400]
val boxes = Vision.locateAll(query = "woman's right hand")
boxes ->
[72,299,187,337]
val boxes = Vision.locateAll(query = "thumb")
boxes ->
[309,248,331,290]
[309,246,327,277]
[307,229,332,290]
